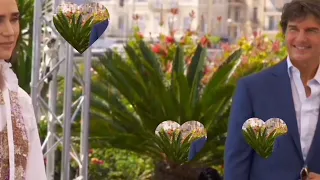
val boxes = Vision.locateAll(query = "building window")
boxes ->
[118,16,124,30]
[234,6,240,22]
[253,7,258,18]
[268,16,275,30]
[233,27,237,38]
[154,16,160,33]
[253,7,258,22]
[138,21,146,33]
[183,17,191,30]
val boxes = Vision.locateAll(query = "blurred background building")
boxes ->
[99,0,291,43]
[43,0,292,55]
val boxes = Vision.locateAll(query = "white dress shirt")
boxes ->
[287,57,320,160]
[0,60,47,180]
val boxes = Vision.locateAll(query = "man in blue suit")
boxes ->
[225,0,320,180]
[89,19,109,46]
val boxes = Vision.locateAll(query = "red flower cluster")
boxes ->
[200,36,209,47]
[152,44,168,57]
[166,36,175,44]
[91,158,104,165]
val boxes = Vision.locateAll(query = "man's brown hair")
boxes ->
[280,0,320,34]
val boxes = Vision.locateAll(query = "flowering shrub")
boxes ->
[128,26,286,89]
[232,32,287,79]
[203,32,287,84]
[127,26,222,88]
[87,148,154,179]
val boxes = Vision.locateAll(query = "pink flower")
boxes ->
[221,43,232,52]
[166,62,173,73]
[186,57,192,65]
[205,66,213,74]
[272,41,281,53]
[241,56,249,65]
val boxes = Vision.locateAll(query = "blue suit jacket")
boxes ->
[189,137,207,160]
[89,20,109,46]
[224,60,320,180]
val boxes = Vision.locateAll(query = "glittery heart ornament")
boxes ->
[154,120,207,163]
[242,118,288,158]
[155,120,207,143]
[53,2,110,54]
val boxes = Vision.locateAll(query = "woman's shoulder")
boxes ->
[17,87,32,104]
[17,87,38,130]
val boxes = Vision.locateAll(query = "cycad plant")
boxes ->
[89,39,243,179]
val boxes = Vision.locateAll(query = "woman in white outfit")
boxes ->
[0,0,47,179]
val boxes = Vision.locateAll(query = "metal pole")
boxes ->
[61,44,74,180]
[46,56,58,180]
[79,48,92,180]
[46,0,60,178]
[31,0,42,123]
[32,0,92,179]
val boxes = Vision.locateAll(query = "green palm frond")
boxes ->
[88,40,243,166]
[243,127,277,159]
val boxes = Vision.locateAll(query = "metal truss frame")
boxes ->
[31,0,91,179]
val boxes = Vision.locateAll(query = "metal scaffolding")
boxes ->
[31,0,91,179]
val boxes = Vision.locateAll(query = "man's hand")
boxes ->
[309,172,320,179]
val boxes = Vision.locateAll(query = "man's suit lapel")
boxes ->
[270,60,303,161]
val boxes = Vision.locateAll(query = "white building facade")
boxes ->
[99,0,291,42]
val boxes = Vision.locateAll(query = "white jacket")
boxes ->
[0,60,46,180]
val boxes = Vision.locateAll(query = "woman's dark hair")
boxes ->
[6,12,22,63]
[0,0,21,89]
[280,0,320,34]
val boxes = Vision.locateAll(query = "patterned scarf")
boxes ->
[0,61,29,180]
